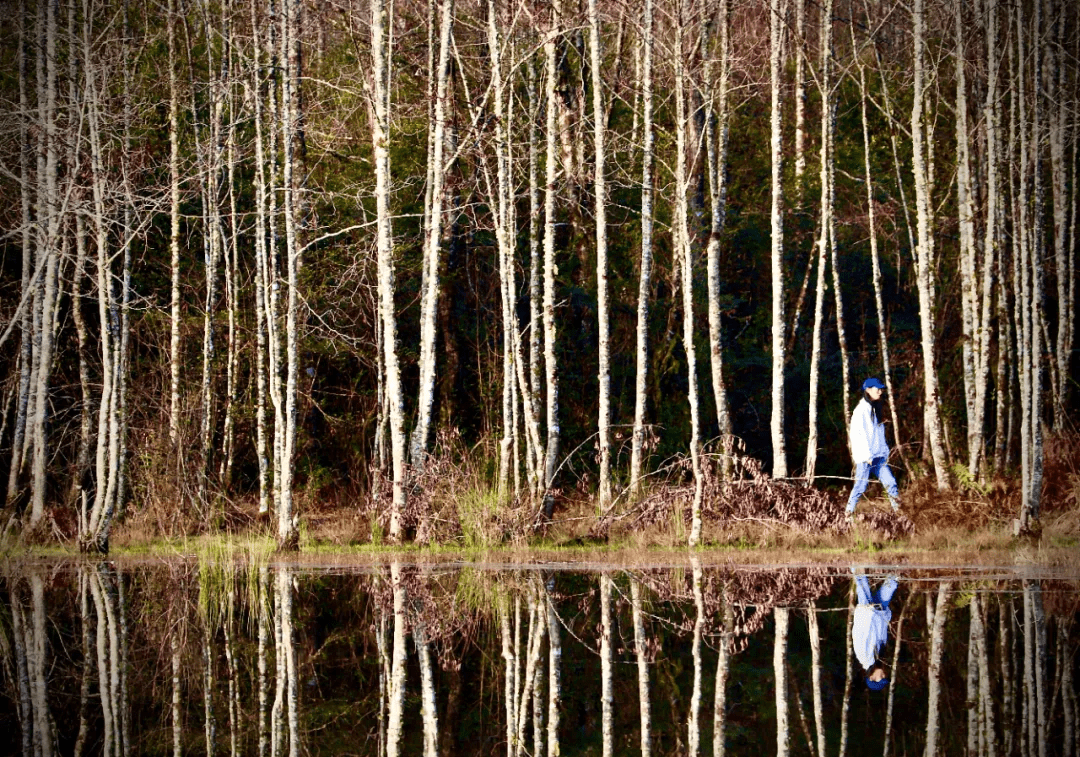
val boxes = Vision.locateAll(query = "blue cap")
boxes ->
[866,676,889,691]
[862,377,886,391]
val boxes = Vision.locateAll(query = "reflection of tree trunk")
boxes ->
[883,599,906,757]
[376,607,388,757]
[601,574,614,757]
[278,569,299,757]
[1023,585,1035,757]
[546,582,562,757]
[500,600,516,757]
[971,594,996,757]
[224,594,240,757]
[807,603,825,757]
[74,574,92,757]
[387,564,407,757]
[1001,597,1016,757]
[925,582,951,757]
[713,590,733,757]
[258,567,269,757]
[775,607,790,757]
[839,587,854,757]
[415,616,439,757]
[515,594,545,757]
[1059,617,1075,757]
[968,599,980,756]
[27,575,52,757]
[689,563,704,755]
[631,579,651,757]
[172,630,182,757]
[1026,581,1048,757]
[10,583,34,756]
[203,627,216,756]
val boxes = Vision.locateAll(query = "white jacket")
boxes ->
[852,602,892,670]
[849,398,889,465]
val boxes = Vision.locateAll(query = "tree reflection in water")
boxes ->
[0,563,1077,756]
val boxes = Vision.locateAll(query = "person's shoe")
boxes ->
[845,511,855,526]
[889,497,902,514]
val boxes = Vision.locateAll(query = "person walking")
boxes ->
[851,568,898,690]
[846,377,901,520]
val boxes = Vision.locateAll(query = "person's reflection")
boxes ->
[851,569,898,691]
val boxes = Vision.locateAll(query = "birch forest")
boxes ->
[0,0,1077,550]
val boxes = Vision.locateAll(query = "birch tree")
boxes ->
[6,0,33,509]
[412,0,455,473]
[369,0,408,540]
[630,0,655,497]
[541,0,562,519]
[911,0,950,489]
[769,0,788,480]
[589,0,612,510]
[705,0,732,466]
[674,0,704,545]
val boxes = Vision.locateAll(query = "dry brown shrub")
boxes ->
[364,428,535,546]
[611,452,911,542]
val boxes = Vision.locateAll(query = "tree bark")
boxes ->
[370,0,407,540]
[674,0,704,545]
[630,0,655,497]
[769,0,788,479]
[705,0,732,471]
[411,0,455,473]
[542,1,562,519]
[589,0,612,509]
[911,0,950,489]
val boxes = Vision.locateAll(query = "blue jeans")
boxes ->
[856,575,897,608]
[846,456,899,513]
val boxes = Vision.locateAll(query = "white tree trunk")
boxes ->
[911,0,950,489]
[6,0,33,508]
[587,0,612,509]
[705,0,732,469]
[630,0,655,497]
[769,0,788,480]
[542,1,561,517]
[28,0,60,530]
[411,0,455,472]
[674,0,703,545]
[370,0,408,539]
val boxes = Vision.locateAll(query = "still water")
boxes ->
[1,559,1076,756]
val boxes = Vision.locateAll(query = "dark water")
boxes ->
[1,559,1077,756]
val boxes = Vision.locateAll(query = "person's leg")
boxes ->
[876,460,901,510]
[875,577,899,608]
[846,462,871,514]
[856,575,873,605]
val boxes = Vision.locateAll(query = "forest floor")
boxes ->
[5,436,1079,565]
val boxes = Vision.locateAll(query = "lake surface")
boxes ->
[1,559,1076,756]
